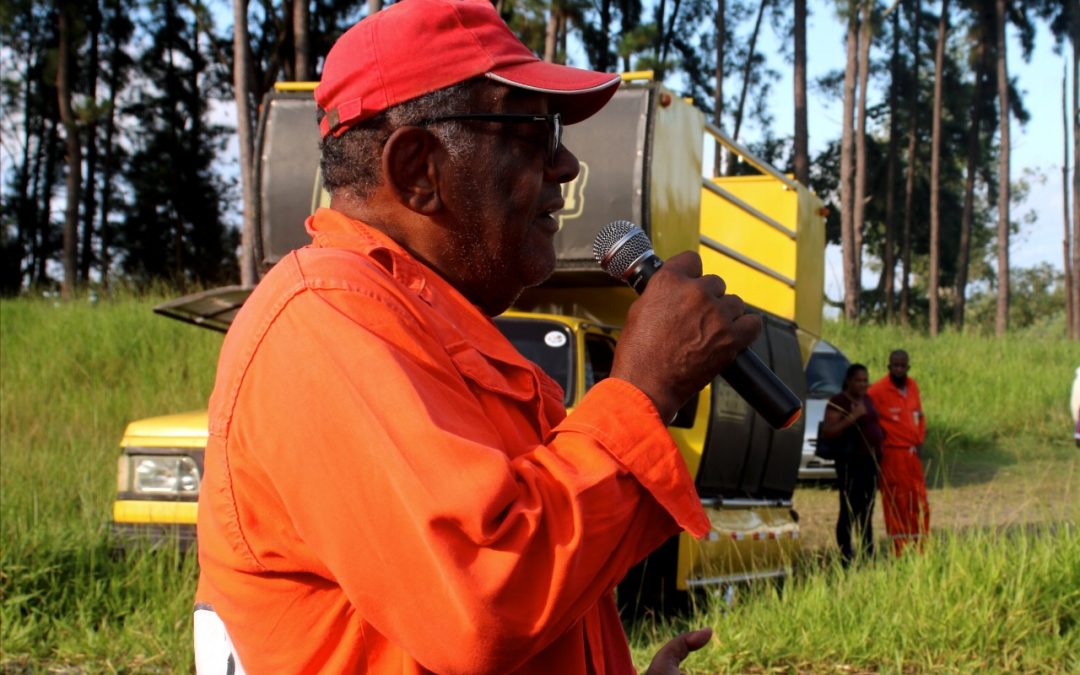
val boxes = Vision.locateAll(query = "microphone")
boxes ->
[593,220,803,430]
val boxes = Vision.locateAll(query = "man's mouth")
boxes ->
[537,201,565,233]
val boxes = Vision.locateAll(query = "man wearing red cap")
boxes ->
[194,0,760,672]
[868,349,930,556]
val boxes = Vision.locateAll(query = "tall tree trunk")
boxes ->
[559,13,568,64]
[853,0,872,296]
[659,0,683,72]
[368,0,382,14]
[234,0,258,287]
[80,4,101,284]
[900,0,920,326]
[955,43,987,329]
[883,5,900,321]
[714,0,725,176]
[793,0,808,185]
[841,0,859,320]
[99,0,122,288]
[1065,63,1074,338]
[928,0,947,336]
[994,0,1009,336]
[293,0,310,79]
[14,47,41,285]
[544,5,559,62]
[599,0,612,71]
[37,118,60,286]
[57,3,81,299]
[727,0,769,175]
[28,110,47,286]
[1072,20,1080,340]
[654,0,667,62]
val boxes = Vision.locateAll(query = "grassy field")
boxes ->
[1,294,1078,672]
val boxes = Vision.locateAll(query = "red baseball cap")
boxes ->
[315,0,621,138]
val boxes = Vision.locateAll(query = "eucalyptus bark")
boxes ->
[234,0,259,286]
[99,1,123,288]
[853,0,872,291]
[544,6,559,62]
[598,0,612,71]
[994,0,1009,336]
[1065,64,1074,337]
[900,0,920,326]
[1072,14,1080,340]
[793,0,808,185]
[727,0,769,175]
[884,5,900,320]
[57,3,81,299]
[955,44,987,330]
[928,0,948,336]
[80,5,101,284]
[293,0,311,80]
[714,0,725,176]
[841,0,859,320]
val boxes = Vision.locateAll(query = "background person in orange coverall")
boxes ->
[191,0,762,672]
[867,350,930,556]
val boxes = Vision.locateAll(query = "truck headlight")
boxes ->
[131,456,200,496]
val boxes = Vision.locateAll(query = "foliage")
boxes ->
[0,0,1074,329]
[2,299,1077,670]
[0,292,220,669]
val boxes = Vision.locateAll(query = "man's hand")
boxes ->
[643,628,713,675]
[611,251,762,421]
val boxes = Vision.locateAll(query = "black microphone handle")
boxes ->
[623,253,802,430]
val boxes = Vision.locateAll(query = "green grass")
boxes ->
[2,297,1078,672]
[1,292,220,671]
[629,526,1080,674]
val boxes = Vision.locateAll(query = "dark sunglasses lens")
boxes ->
[550,115,561,163]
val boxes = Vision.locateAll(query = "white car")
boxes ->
[798,340,851,480]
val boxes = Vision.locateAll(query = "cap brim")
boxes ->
[487,63,620,125]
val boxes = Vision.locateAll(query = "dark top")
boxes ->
[827,393,885,459]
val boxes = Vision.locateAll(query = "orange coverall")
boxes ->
[867,375,929,556]
[195,208,710,673]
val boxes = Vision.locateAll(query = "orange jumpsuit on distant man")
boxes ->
[867,350,929,556]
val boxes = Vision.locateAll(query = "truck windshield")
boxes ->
[495,318,574,406]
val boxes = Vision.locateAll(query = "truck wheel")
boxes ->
[616,534,688,620]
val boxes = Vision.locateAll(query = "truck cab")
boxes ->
[112,76,827,611]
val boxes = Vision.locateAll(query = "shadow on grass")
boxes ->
[921,425,1017,489]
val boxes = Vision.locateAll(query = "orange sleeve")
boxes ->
[226,287,707,674]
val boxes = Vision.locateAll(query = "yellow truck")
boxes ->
[111,76,826,613]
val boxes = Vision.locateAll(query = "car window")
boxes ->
[583,333,616,393]
[806,352,850,398]
[495,318,574,406]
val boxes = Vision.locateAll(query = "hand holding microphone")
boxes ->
[594,220,802,430]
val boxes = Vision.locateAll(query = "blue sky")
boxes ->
[751,8,1070,298]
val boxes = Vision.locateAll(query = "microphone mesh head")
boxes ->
[593,220,653,279]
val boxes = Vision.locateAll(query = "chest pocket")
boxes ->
[447,342,548,451]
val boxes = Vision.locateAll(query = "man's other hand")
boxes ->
[643,627,713,675]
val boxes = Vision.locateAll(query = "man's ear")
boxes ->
[381,126,442,214]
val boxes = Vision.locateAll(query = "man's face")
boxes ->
[888,353,910,385]
[436,84,580,315]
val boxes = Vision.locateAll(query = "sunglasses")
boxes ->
[419,113,563,165]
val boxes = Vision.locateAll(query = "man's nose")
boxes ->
[547,143,580,184]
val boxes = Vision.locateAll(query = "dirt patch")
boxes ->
[792,451,1079,553]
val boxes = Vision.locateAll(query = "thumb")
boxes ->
[644,628,713,675]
